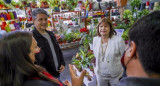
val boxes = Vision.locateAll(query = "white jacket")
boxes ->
[93,35,126,77]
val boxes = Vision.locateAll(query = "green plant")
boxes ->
[47,0,60,9]
[123,9,133,19]
[73,31,81,40]
[137,9,150,18]
[66,0,78,11]
[81,57,90,68]
[129,0,141,14]
[87,50,95,61]
[11,1,18,6]
[122,28,129,41]
[0,0,4,4]
[72,58,82,71]
[114,23,128,29]
[64,33,73,43]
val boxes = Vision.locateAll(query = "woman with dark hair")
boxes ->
[0,31,72,86]
[93,17,126,86]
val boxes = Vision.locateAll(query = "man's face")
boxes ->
[33,14,48,30]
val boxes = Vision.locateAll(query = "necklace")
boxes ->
[101,40,108,61]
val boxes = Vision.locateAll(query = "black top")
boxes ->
[32,28,65,77]
[119,77,160,86]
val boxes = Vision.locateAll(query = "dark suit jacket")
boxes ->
[32,28,65,77]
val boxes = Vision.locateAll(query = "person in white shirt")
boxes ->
[93,17,126,86]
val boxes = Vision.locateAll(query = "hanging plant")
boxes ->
[66,0,78,11]
[21,1,27,6]
[40,0,49,8]
[18,0,29,7]
[47,0,60,8]
[11,1,19,8]
[129,0,141,14]
[0,0,4,9]
[28,0,37,8]
[60,1,67,10]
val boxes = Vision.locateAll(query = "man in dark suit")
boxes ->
[31,8,65,78]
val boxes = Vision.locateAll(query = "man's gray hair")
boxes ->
[31,8,49,19]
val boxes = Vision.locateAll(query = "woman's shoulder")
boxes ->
[111,35,123,41]
[93,36,100,40]
[23,80,60,86]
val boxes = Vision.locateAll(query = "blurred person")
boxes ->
[93,17,126,86]
[119,10,160,86]
[0,31,70,86]
[31,8,65,78]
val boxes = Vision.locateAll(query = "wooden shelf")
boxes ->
[59,41,80,50]
[52,11,81,14]
[0,19,19,23]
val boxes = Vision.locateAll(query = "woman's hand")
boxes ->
[69,64,86,86]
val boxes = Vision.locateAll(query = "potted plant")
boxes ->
[0,0,4,9]
[122,28,129,44]
[72,58,82,72]
[40,0,49,8]
[20,0,28,6]
[75,53,82,61]
[89,65,94,73]
[30,0,37,8]
[129,0,141,14]
[66,0,78,11]
[85,72,92,81]
[61,1,67,10]
[11,1,19,8]
[65,33,74,43]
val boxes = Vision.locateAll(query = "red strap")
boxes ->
[30,71,63,86]
[41,71,63,86]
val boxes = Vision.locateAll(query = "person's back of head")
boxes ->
[129,11,160,76]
